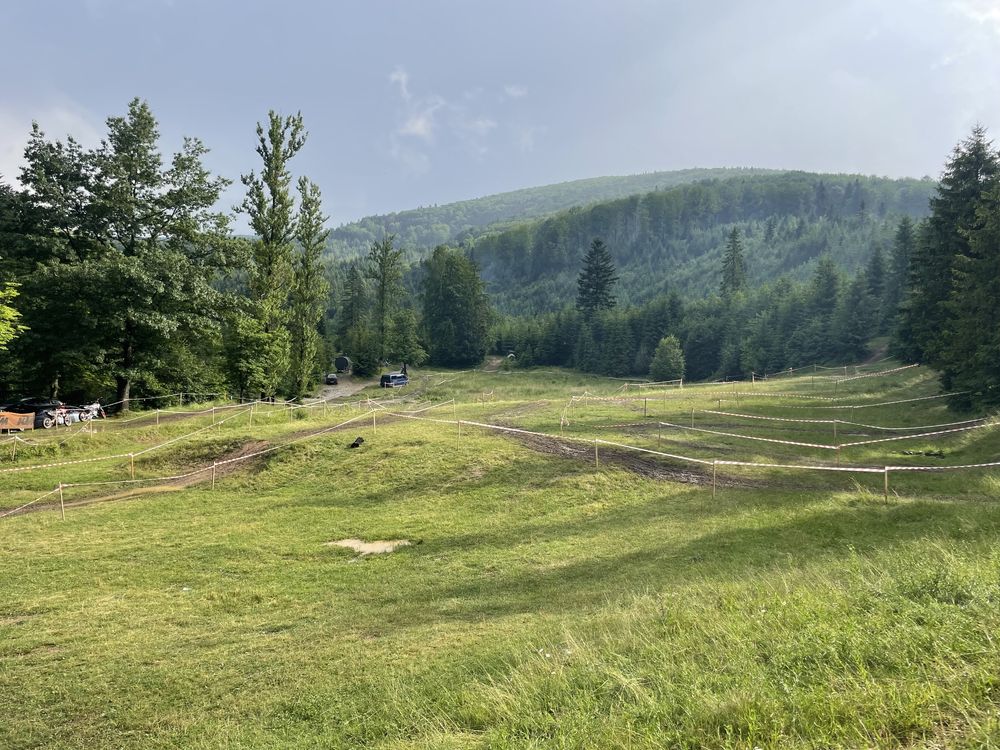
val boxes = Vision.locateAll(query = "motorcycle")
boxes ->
[77,402,105,422]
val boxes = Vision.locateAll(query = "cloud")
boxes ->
[951,0,1000,34]
[389,66,411,101]
[387,69,502,169]
[503,84,528,99]
[0,102,101,186]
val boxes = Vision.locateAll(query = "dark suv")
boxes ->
[379,373,409,388]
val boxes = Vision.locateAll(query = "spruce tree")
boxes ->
[576,238,618,319]
[365,235,404,362]
[897,126,999,366]
[720,227,747,297]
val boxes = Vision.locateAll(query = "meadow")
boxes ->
[3,364,1000,749]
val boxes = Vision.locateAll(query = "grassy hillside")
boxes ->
[467,172,936,314]
[4,365,1000,748]
[327,168,779,259]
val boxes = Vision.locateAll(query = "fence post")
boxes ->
[212,462,217,490]
[594,439,599,468]
[249,402,254,428]
[156,409,160,428]
[58,482,65,520]
[644,398,647,418]
[212,406,216,425]
[884,467,889,501]
[712,460,717,498]
[372,410,377,434]
[129,453,135,480]
[11,439,16,461]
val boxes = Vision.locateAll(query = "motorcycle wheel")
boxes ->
[79,411,92,422]
[42,415,56,429]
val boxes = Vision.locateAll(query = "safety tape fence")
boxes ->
[778,391,971,410]
[0,407,255,474]
[0,410,377,519]
[834,363,920,383]
[702,410,991,432]
[9,407,1000,521]
[656,418,997,451]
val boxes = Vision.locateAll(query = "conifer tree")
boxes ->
[576,238,618,319]
[720,228,747,297]
[365,235,404,362]
[897,126,999,365]
[649,335,685,381]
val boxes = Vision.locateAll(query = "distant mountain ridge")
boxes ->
[327,167,781,259]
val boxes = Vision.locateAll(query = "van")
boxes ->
[380,372,409,388]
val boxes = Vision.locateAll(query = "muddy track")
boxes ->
[498,429,758,488]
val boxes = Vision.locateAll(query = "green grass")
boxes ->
[3,365,1000,748]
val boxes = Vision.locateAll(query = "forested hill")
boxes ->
[327,168,778,258]
[466,172,936,314]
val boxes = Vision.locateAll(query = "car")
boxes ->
[0,397,65,429]
[379,372,409,388]
[324,373,338,385]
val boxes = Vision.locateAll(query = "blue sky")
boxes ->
[3,0,1000,228]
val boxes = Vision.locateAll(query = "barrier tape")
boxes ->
[703,410,990,432]
[834,363,920,383]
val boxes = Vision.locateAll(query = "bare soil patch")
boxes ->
[326,538,411,555]
[499,429,756,488]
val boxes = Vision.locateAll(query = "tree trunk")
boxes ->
[116,375,131,412]
[117,335,134,411]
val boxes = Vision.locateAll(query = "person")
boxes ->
[401,362,408,376]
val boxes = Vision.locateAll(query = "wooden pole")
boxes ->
[644,398,647,418]
[691,407,695,428]
[657,424,661,448]
[884,467,889,501]
[594,439,599,468]
[249,402,254,428]
[129,453,135,480]
[212,462,217,490]
[712,460,717,498]
[372,410,377,434]
[833,420,838,441]
[58,483,65,521]
[11,439,16,461]
[156,409,160,428]
[212,407,216,425]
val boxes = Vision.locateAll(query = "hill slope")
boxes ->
[327,168,779,259]
[465,172,936,314]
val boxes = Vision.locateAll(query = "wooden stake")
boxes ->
[657,424,661,448]
[156,409,160,427]
[212,406,216,425]
[884,467,889,501]
[712,460,717,498]
[833,420,838,441]
[644,398,647,418]
[372,410,377,434]
[212,462,217,490]
[691,407,695,428]
[11,439,16,461]
[594,439,599,468]
[129,453,135,479]
[249,402,254,428]
[58,483,65,521]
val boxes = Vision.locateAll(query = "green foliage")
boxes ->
[576,238,619,319]
[9,99,231,405]
[387,308,427,367]
[287,177,330,399]
[326,167,779,259]
[422,246,492,366]
[467,172,934,315]
[649,334,685,380]
[720,227,747,297]
[365,235,404,361]
[0,282,25,351]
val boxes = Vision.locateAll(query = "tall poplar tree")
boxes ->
[576,238,618,319]
[234,111,306,398]
[287,177,330,399]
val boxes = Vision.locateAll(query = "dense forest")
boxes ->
[467,173,935,313]
[326,168,778,260]
[1,98,998,413]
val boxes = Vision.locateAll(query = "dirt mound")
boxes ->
[325,538,411,555]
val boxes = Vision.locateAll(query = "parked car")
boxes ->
[380,372,409,388]
[0,397,65,429]
[324,373,338,385]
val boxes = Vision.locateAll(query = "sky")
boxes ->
[3,0,1000,229]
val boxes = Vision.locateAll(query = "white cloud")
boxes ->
[503,84,528,99]
[951,0,1000,34]
[0,102,101,186]
[389,66,411,101]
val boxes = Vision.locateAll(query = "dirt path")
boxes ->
[481,355,504,372]
[317,374,375,401]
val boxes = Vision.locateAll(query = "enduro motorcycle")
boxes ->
[78,402,105,422]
